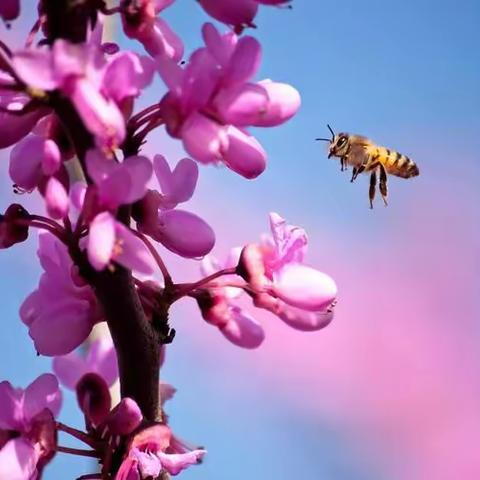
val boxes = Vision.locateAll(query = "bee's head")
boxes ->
[316,125,350,159]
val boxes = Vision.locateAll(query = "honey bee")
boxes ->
[316,125,419,208]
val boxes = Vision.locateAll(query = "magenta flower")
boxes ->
[20,233,102,356]
[53,337,118,390]
[121,0,184,61]
[116,424,205,479]
[134,155,215,258]
[198,0,292,33]
[0,374,61,480]
[12,40,153,150]
[197,249,265,348]
[157,23,300,178]
[0,0,20,22]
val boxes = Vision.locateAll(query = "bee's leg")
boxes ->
[350,167,358,182]
[379,164,388,206]
[340,157,345,171]
[351,164,365,182]
[369,170,377,209]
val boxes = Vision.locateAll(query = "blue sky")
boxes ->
[1,1,479,479]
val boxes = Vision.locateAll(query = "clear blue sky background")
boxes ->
[0,1,479,479]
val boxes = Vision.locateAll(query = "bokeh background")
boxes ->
[1,1,480,479]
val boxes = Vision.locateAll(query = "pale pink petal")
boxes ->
[52,352,88,390]
[181,113,228,164]
[276,303,334,332]
[107,398,142,436]
[148,18,184,61]
[224,36,261,86]
[70,182,87,210]
[88,212,115,271]
[29,300,95,356]
[158,449,206,475]
[0,381,23,430]
[123,155,152,204]
[252,80,301,127]
[86,338,119,386]
[156,209,215,258]
[269,212,307,267]
[113,222,155,274]
[85,149,117,184]
[135,450,162,478]
[222,126,266,179]
[45,177,69,219]
[23,374,62,421]
[40,139,62,176]
[201,23,236,68]
[156,57,183,95]
[19,290,42,327]
[0,438,39,480]
[98,168,133,209]
[214,82,268,126]
[153,155,198,206]
[159,382,176,404]
[12,48,57,91]
[155,0,175,11]
[220,307,265,349]
[273,263,337,311]
[9,135,44,190]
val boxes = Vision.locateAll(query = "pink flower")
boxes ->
[87,211,154,273]
[9,135,61,191]
[121,0,184,61]
[196,249,265,348]
[0,374,61,480]
[157,23,300,178]
[134,155,215,258]
[198,0,292,33]
[116,425,205,479]
[0,0,20,22]
[53,337,119,390]
[12,40,153,150]
[20,233,102,356]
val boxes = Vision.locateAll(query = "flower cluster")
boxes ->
[0,1,340,479]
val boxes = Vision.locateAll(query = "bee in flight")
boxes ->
[316,125,419,208]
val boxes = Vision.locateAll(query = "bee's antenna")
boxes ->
[315,138,331,142]
[327,124,335,140]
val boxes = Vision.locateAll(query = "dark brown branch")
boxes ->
[45,0,165,423]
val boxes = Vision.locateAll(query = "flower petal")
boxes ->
[224,36,261,86]
[12,48,57,91]
[220,307,265,349]
[0,438,39,480]
[23,374,62,421]
[156,209,215,258]
[52,352,87,390]
[88,212,115,271]
[158,450,206,475]
[45,177,69,219]
[9,135,45,190]
[85,338,119,387]
[0,381,23,430]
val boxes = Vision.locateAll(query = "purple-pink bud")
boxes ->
[0,204,30,249]
[76,373,111,428]
[45,177,69,219]
[106,398,143,436]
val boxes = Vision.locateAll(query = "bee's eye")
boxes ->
[337,136,347,147]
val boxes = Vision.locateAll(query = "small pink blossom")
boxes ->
[134,155,215,258]
[121,0,184,61]
[53,337,119,390]
[157,23,300,178]
[20,233,102,356]
[116,425,205,479]
[0,374,61,480]
[87,211,154,273]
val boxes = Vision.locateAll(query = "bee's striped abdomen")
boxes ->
[380,147,419,179]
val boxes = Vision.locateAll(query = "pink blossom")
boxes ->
[53,337,118,390]
[87,211,154,273]
[20,233,102,356]
[116,425,205,479]
[45,177,69,219]
[9,135,61,191]
[121,0,184,61]
[12,40,153,150]
[0,0,20,22]
[134,155,215,258]
[157,23,300,178]
[0,374,61,480]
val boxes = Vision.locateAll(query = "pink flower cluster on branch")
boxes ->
[0,0,338,478]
